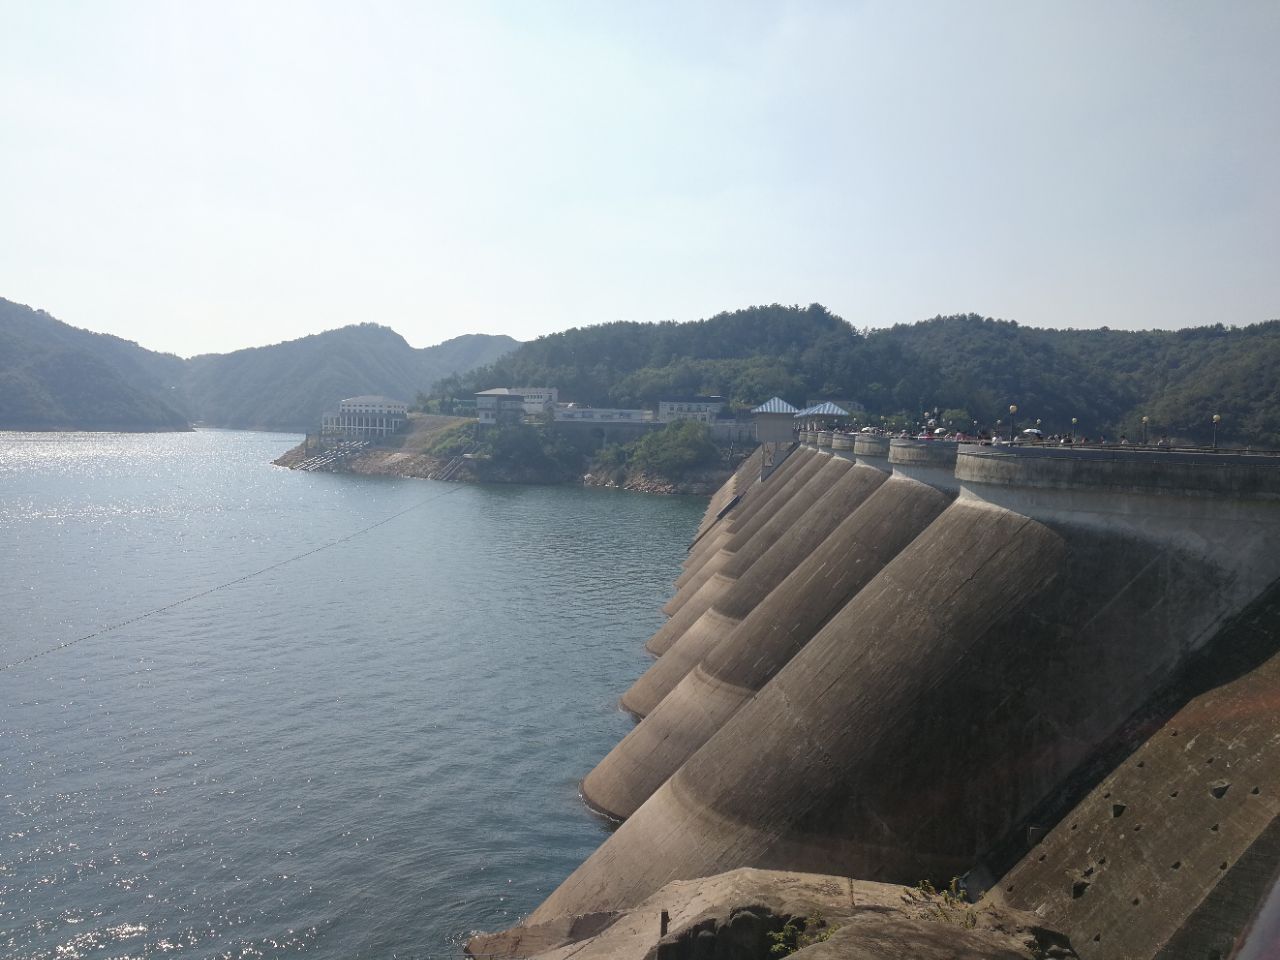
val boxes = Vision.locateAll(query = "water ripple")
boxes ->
[1,429,703,958]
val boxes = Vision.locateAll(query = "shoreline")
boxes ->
[273,415,737,495]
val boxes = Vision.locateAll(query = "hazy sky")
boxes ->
[2,1,1277,357]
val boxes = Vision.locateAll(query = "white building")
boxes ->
[554,406,653,422]
[321,395,409,439]
[512,387,558,415]
[658,397,724,423]
[473,386,558,418]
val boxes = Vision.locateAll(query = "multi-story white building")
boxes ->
[658,397,724,423]
[320,395,409,439]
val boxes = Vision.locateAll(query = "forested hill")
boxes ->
[0,298,518,432]
[0,298,190,431]
[7,295,1277,444]
[433,304,1280,447]
[185,325,516,430]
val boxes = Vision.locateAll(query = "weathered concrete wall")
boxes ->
[530,447,1280,925]
[989,578,1280,960]
[686,446,768,554]
[644,451,853,660]
[583,443,954,820]
[682,444,805,571]
[701,446,763,523]
[673,443,818,596]
[622,455,886,713]
[620,442,946,722]
[671,446,819,598]
[887,437,965,492]
[853,434,891,471]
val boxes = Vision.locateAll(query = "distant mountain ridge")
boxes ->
[0,299,189,431]
[184,323,517,430]
[0,298,518,432]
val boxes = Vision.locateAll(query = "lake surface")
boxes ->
[0,430,704,959]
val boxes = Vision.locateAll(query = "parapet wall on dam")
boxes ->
[473,439,1280,960]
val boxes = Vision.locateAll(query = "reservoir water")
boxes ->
[1,429,704,958]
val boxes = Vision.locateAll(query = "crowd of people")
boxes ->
[798,420,1173,449]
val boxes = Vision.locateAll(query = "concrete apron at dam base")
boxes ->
[583,438,957,822]
[519,445,1280,948]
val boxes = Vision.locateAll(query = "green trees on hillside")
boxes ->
[0,298,189,431]
[430,307,1280,447]
[630,421,721,476]
[432,304,846,411]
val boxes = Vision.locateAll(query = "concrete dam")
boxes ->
[478,432,1280,959]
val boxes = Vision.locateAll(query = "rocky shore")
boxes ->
[275,415,736,494]
[468,868,1076,960]
[582,467,734,497]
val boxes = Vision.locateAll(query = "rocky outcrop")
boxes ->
[467,868,1077,960]
[584,468,736,497]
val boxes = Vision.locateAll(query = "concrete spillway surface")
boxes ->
[642,443,878,665]
[687,446,767,552]
[658,446,839,627]
[627,438,913,710]
[628,439,956,710]
[584,439,956,821]
[680,444,809,572]
[531,446,1280,925]
[670,445,820,597]
[626,449,885,710]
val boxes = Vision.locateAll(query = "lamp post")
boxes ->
[1071,417,1078,443]
[1141,415,1149,445]
[1008,404,1018,442]
[1212,414,1221,449]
